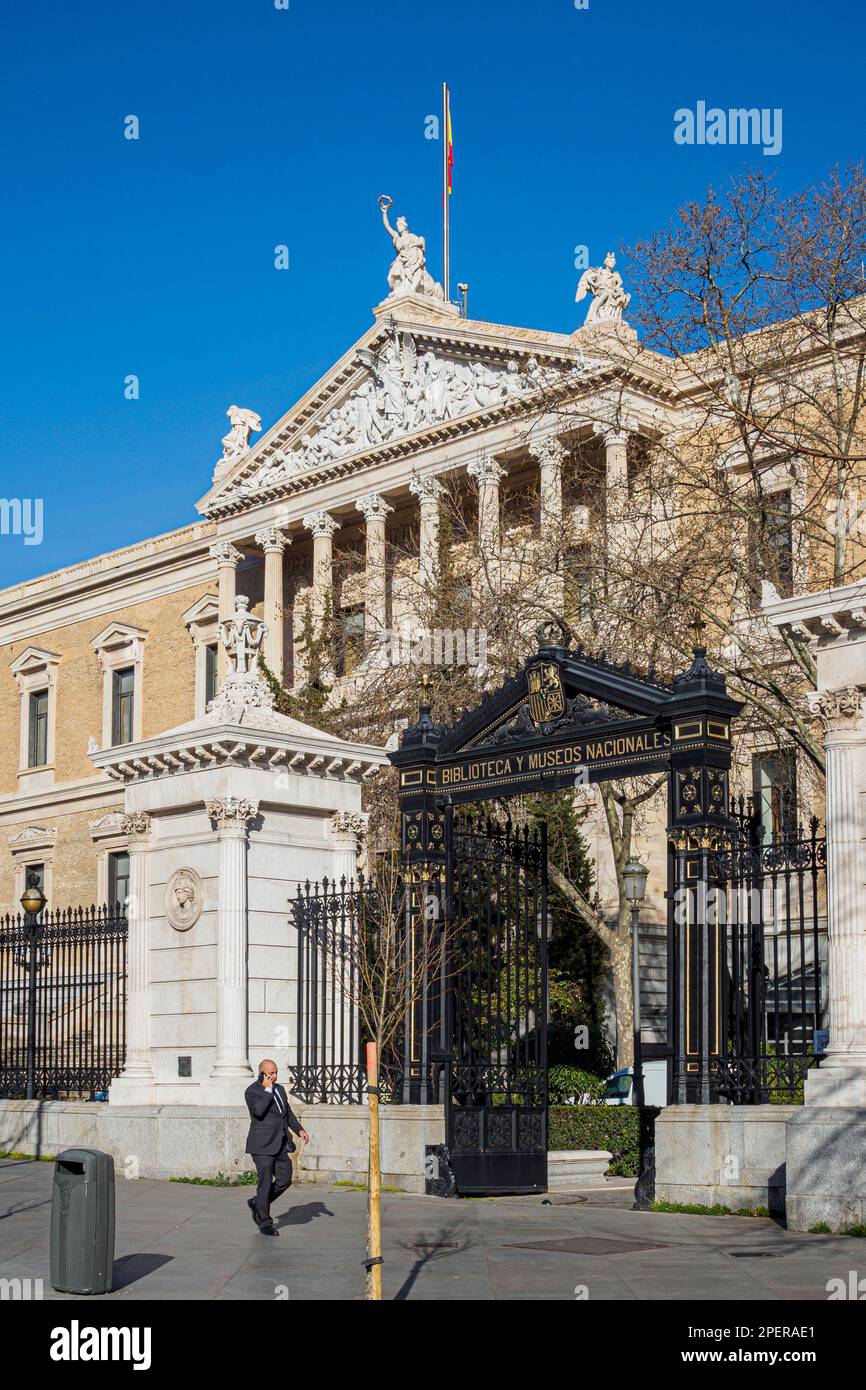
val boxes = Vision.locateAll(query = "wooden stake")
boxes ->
[366,1040,383,1301]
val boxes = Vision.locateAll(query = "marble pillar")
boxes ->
[331,810,369,885]
[302,510,340,634]
[805,686,866,1104]
[595,427,629,496]
[355,492,393,642]
[204,796,259,1094]
[209,540,243,683]
[534,435,565,531]
[409,474,442,589]
[254,526,290,677]
[108,813,153,1102]
[467,454,504,583]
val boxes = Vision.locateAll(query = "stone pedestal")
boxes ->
[785,1107,866,1231]
[90,653,387,1108]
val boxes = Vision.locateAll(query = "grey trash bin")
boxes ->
[50,1149,115,1295]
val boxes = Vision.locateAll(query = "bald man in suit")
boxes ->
[244,1060,309,1236]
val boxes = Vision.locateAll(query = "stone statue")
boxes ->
[379,196,445,301]
[219,405,262,463]
[576,252,631,327]
[220,595,266,676]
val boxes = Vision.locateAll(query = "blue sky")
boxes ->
[1,0,864,585]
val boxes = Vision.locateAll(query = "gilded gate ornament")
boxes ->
[526,662,565,725]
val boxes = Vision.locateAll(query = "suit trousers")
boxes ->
[252,1142,293,1228]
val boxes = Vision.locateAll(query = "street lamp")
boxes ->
[20,879,47,1102]
[623,859,648,1109]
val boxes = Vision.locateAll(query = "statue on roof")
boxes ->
[576,252,631,328]
[215,405,262,480]
[379,195,445,301]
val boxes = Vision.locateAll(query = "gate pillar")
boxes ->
[668,639,741,1103]
[390,684,449,1104]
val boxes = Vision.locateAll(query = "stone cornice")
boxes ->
[763,582,866,641]
[89,720,388,786]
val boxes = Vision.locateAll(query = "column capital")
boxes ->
[531,435,567,465]
[254,526,291,555]
[593,424,629,447]
[303,510,341,540]
[467,453,505,486]
[355,492,394,524]
[331,810,370,842]
[122,813,152,847]
[409,473,444,505]
[209,540,244,568]
[807,685,866,732]
[206,797,260,831]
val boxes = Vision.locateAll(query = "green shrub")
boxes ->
[548,1105,659,1177]
[547,1066,606,1105]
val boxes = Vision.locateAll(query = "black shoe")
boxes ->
[247,1198,261,1228]
[260,1223,279,1237]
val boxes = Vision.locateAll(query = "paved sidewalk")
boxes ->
[1,1158,862,1301]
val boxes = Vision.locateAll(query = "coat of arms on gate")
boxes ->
[526,662,565,725]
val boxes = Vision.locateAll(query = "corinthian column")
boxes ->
[302,510,340,635]
[409,474,442,588]
[805,686,866,1104]
[209,540,243,682]
[331,811,369,885]
[594,427,629,496]
[254,527,290,676]
[468,454,504,554]
[205,797,259,1087]
[356,493,393,642]
[110,813,153,1101]
[533,436,566,531]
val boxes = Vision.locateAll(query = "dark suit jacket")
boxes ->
[244,1081,304,1156]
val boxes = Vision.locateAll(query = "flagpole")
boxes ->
[442,81,450,304]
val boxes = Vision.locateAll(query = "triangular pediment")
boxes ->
[9,645,61,678]
[198,312,608,519]
[437,646,678,758]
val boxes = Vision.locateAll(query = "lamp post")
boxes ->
[20,879,47,1102]
[623,858,648,1109]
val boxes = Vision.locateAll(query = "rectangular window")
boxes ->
[108,851,130,912]
[28,689,49,767]
[205,643,218,707]
[752,751,797,842]
[750,489,793,604]
[111,667,135,746]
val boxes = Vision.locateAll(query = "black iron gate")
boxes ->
[444,817,548,1194]
[0,906,127,1099]
[673,801,827,1103]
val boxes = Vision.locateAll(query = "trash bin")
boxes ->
[50,1149,115,1295]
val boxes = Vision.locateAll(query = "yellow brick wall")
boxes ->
[0,582,229,910]
[0,585,217,795]
[0,806,128,910]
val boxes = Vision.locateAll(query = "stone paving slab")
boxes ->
[1,1158,863,1302]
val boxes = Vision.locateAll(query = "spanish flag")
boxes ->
[446,93,453,196]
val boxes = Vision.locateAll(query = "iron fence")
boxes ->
[676,801,827,1104]
[0,906,128,1100]
[289,876,407,1104]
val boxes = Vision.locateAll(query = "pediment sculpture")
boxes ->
[234,330,597,498]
